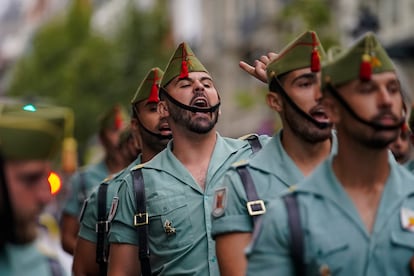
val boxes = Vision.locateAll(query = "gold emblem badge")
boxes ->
[164,219,176,235]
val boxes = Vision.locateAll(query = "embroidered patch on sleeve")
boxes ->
[107,196,119,222]
[212,187,227,218]
[401,207,414,232]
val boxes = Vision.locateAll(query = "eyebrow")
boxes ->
[290,73,316,85]
[176,76,213,84]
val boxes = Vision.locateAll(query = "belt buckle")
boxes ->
[134,213,148,226]
[95,220,110,232]
[247,200,266,216]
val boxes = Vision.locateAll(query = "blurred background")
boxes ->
[0,0,413,165]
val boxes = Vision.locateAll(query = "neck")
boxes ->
[333,137,390,189]
[104,155,125,174]
[281,129,332,176]
[141,148,159,163]
[171,129,217,164]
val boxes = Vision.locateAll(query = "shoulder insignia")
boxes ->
[212,187,227,218]
[107,196,119,222]
[232,159,249,168]
[401,208,414,232]
[131,162,147,171]
[238,133,259,141]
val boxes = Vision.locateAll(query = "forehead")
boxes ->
[5,159,50,173]
[283,67,317,79]
[347,71,398,87]
[172,71,213,84]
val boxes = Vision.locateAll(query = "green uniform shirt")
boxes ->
[211,130,337,237]
[246,155,414,276]
[78,156,142,242]
[403,159,414,173]
[0,242,65,276]
[63,160,109,217]
[109,133,269,275]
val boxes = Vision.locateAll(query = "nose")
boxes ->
[37,179,53,206]
[193,79,204,92]
[377,85,392,107]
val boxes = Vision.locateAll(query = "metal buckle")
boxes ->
[246,200,266,216]
[96,221,110,232]
[134,213,148,226]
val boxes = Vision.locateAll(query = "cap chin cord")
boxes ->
[159,88,221,113]
[132,105,172,141]
[325,83,405,131]
[137,118,172,140]
[269,78,333,130]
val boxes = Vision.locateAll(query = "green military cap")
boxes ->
[160,42,209,88]
[98,104,127,131]
[266,30,326,81]
[131,67,164,104]
[322,31,395,89]
[0,103,68,160]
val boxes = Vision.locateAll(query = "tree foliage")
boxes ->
[7,0,172,161]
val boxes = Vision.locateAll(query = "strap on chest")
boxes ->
[132,169,151,276]
[96,183,109,275]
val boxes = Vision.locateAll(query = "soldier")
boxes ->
[107,42,269,275]
[118,126,141,166]
[0,102,68,275]
[211,30,336,276]
[246,32,414,275]
[72,67,171,275]
[60,104,128,255]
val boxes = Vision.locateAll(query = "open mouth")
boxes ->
[159,123,172,135]
[191,97,209,108]
[310,108,330,123]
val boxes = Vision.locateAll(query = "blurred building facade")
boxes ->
[0,0,413,136]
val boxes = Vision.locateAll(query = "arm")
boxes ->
[108,243,140,276]
[72,238,99,276]
[216,232,252,276]
[239,52,278,83]
[60,213,79,255]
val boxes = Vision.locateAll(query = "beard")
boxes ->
[168,102,219,134]
[351,126,399,149]
[283,101,332,143]
[139,127,170,153]
[11,215,38,244]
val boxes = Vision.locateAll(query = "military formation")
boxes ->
[1,29,414,276]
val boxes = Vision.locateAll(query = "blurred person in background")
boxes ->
[0,102,69,275]
[60,104,128,255]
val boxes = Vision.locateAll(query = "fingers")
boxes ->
[239,61,256,76]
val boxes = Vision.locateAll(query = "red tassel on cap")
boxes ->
[359,54,372,81]
[178,46,189,78]
[310,32,320,72]
[179,60,189,78]
[311,49,320,72]
[114,106,123,130]
[148,71,160,103]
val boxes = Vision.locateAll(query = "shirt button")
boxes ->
[204,195,208,200]
[211,256,216,262]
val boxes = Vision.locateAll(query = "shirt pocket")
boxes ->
[388,230,414,273]
[147,195,194,249]
[309,230,349,275]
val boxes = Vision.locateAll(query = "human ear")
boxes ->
[266,92,283,112]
